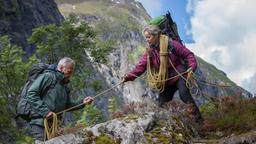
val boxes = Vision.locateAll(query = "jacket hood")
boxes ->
[47,64,70,84]
[48,64,57,71]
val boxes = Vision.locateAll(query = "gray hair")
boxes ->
[57,57,75,68]
[143,25,161,35]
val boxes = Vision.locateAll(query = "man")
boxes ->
[26,57,93,141]
[122,25,203,124]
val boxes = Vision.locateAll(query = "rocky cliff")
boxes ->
[0,0,63,56]
[55,0,252,108]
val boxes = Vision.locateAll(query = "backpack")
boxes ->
[16,63,56,121]
[149,12,190,69]
[149,11,183,45]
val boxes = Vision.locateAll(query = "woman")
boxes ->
[121,25,203,124]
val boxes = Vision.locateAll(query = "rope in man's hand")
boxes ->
[43,81,123,141]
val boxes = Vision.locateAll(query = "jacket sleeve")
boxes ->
[126,51,148,81]
[171,40,197,71]
[26,73,53,117]
[65,87,85,110]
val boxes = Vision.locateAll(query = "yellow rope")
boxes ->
[44,113,58,140]
[43,82,123,141]
[147,35,169,92]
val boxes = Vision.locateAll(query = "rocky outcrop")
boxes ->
[44,102,199,144]
[0,0,63,56]
[43,101,256,144]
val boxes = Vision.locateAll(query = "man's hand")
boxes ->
[83,96,94,105]
[46,111,54,119]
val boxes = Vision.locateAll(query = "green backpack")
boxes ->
[149,11,183,45]
[16,63,56,121]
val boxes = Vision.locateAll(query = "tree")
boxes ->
[28,15,114,92]
[0,35,38,105]
[0,35,37,143]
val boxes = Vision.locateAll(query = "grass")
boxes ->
[57,1,143,38]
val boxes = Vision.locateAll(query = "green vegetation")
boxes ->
[0,14,114,143]
[57,1,143,42]
[108,96,118,114]
[76,105,105,127]
[28,15,114,93]
[201,96,256,137]
[94,134,118,144]
[128,45,144,64]
[196,57,236,86]
[0,35,37,143]
[0,36,38,105]
[90,80,103,91]
[144,118,187,144]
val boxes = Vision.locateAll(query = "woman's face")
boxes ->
[144,31,159,46]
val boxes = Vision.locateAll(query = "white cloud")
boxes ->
[187,0,256,93]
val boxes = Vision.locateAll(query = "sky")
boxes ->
[136,0,256,95]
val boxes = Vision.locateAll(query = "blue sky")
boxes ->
[137,0,193,43]
[137,0,256,95]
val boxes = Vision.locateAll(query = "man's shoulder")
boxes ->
[42,70,56,78]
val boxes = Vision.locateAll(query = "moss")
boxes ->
[144,118,188,144]
[16,136,34,144]
[94,134,118,144]
[122,114,139,123]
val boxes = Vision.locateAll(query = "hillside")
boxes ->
[55,0,251,106]
[0,0,254,143]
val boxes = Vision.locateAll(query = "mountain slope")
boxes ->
[55,0,252,106]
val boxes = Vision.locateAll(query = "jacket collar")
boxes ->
[149,42,160,50]
[47,64,69,84]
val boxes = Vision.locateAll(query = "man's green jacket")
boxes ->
[26,65,83,126]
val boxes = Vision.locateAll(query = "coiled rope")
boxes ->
[43,82,123,141]
[147,35,169,92]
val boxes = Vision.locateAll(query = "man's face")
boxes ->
[61,63,74,80]
[144,31,159,46]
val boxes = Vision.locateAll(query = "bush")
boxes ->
[201,96,256,136]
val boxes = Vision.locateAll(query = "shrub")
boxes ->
[201,96,256,136]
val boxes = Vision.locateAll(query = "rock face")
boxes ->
[0,0,63,55]
[192,57,252,105]
[45,103,198,144]
[56,0,252,108]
